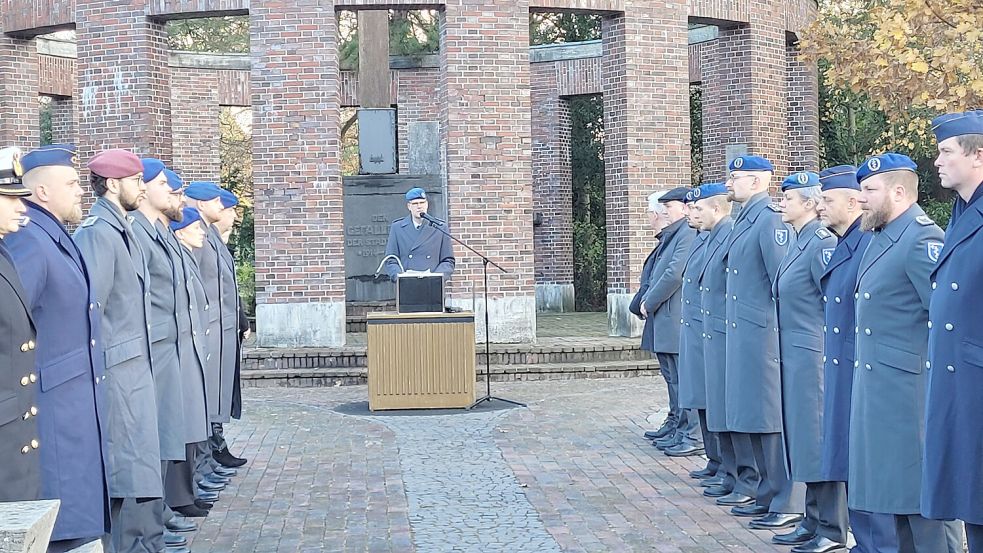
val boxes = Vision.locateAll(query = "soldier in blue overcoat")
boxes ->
[771,172,845,552]
[850,153,963,553]
[816,165,899,553]
[383,187,456,280]
[4,144,111,551]
[923,111,983,552]
[723,155,805,530]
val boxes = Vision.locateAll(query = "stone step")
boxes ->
[241,358,661,388]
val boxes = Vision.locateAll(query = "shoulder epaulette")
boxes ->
[816,227,832,239]
[80,216,99,228]
[766,203,781,212]
[916,215,934,226]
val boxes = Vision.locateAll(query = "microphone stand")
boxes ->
[420,215,525,409]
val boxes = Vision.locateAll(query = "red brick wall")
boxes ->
[0,10,40,149]
[250,0,345,305]
[786,41,819,172]
[38,54,74,97]
[2,0,75,36]
[393,67,441,174]
[75,0,171,164]
[49,96,76,144]
[170,67,221,181]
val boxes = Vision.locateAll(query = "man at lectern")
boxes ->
[383,187,456,281]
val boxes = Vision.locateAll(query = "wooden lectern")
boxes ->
[366,312,476,410]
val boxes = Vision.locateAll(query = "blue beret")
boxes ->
[781,171,821,191]
[20,144,77,175]
[170,207,202,232]
[693,182,728,200]
[219,189,239,209]
[729,155,774,173]
[163,169,183,192]
[405,187,426,202]
[184,181,223,201]
[683,190,695,204]
[140,158,166,183]
[931,111,983,142]
[856,153,918,183]
[658,186,691,203]
[819,165,859,191]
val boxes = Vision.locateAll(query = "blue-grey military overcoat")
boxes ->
[194,228,224,423]
[678,230,710,409]
[162,229,209,446]
[5,202,110,540]
[383,216,456,280]
[209,226,238,424]
[724,193,789,433]
[849,204,943,514]
[698,217,734,432]
[818,218,870,483]
[773,218,836,482]
[922,189,983,524]
[642,219,696,354]
[131,211,186,461]
[74,197,162,498]
[0,240,40,503]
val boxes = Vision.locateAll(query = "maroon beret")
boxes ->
[88,149,143,179]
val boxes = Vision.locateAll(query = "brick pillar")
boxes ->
[75,0,171,164]
[602,2,691,337]
[441,0,536,343]
[0,13,39,149]
[49,97,78,145]
[170,68,221,182]
[531,61,574,313]
[786,41,819,173]
[250,0,345,347]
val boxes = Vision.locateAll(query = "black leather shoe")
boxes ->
[197,490,219,502]
[750,513,804,530]
[715,492,754,506]
[198,480,225,492]
[730,504,769,517]
[165,516,197,533]
[700,476,726,488]
[164,532,187,547]
[791,536,848,553]
[665,444,705,457]
[689,467,717,479]
[165,546,190,553]
[175,504,209,518]
[644,418,676,440]
[213,465,237,477]
[204,473,231,484]
[214,447,247,468]
[703,485,731,498]
[194,499,214,510]
[654,434,678,448]
[772,525,816,545]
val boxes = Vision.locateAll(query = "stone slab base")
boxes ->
[607,292,644,337]
[256,301,346,348]
[0,500,59,553]
[446,295,537,343]
[535,283,575,313]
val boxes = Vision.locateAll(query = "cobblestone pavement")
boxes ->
[189,378,818,552]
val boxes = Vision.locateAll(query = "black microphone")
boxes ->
[420,212,445,227]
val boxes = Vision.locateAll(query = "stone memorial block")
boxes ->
[0,500,59,553]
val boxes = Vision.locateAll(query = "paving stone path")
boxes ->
[188,378,816,552]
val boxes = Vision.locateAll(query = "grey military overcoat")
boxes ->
[383,216,456,280]
[210,226,239,424]
[724,193,789,433]
[130,211,186,461]
[642,219,696,354]
[773,218,836,482]
[677,230,709,409]
[194,227,224,422]
[74,197,162,498]
[849,204,943,514]
[697,217,734,432]
[162,229,209,445]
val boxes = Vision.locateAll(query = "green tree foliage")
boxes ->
[690,85,703,186]
[167,16,249,53]
[530,12,602,45]
[337,10,440,69]
[570,94,607,312]
[39,97,53,146]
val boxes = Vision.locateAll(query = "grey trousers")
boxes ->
[850,509,899,553]
[800,481,848,543]
[749,432,804,514]
[728,432,761,500]
[655,352,681,427]
[895,514,963,553]
[195,441,218,484]
[697,410,721,475]
[110,497,165,553]
[967,522,983,553]
[164,443,201,508]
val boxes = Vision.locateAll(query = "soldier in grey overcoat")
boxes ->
[850,153,963,553]
[723,156,804,529]
[695,184,761,508]
[642,188,698,454]
[73,149,165,553]
[771,172,846,552]
[0,149,40,504]
[675,190,717,472]
[5,145,111,550]
[383,187,456,280]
